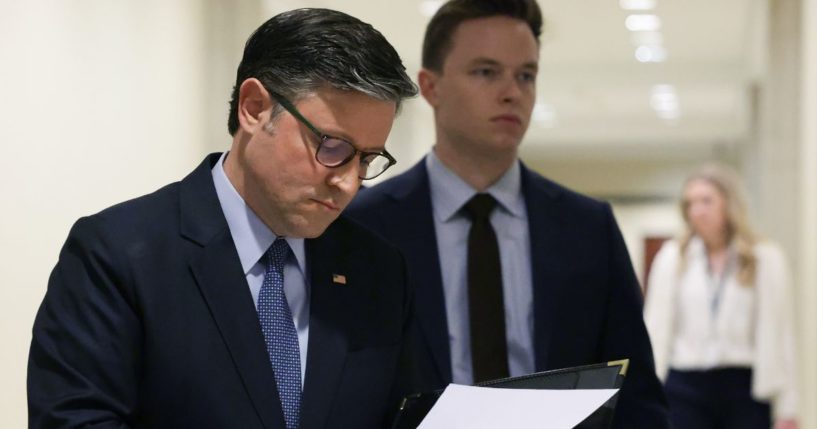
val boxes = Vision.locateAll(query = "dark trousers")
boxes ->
[665,368,771,429]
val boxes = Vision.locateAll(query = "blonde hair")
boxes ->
[678,164,757,286]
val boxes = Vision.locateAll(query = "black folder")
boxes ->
[391,359,629,429]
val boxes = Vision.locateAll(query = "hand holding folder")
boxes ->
[392,360,630,429]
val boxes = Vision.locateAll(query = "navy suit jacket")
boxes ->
[346,159,670,428]
[28,154,413,429]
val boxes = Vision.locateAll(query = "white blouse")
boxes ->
[670,238,755,370]
[644,237,798,420]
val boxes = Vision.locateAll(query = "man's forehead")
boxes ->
[444,17,539,65]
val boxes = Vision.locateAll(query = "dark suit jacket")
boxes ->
[346,159,670,429]
[28,154,412,429]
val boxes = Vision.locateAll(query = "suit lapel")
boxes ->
[300,227,350,429]
[190,231,287,428]
[384,161,452,383]
[181,154,286,429]
[521,164,563,371]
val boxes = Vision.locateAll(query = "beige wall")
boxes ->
[0,1,215,426]
[751,1,817,426]
[799,0,817,426]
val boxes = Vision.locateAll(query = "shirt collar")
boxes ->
[688,235,737,258]
[211,151,306,274]
[426,149,526,223]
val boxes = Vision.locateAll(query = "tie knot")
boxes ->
[266,238,290,269]
[463,193,497,221]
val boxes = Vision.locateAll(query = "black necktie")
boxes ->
[463,193,509,383]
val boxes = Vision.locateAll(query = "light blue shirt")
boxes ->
[211,152,309,385]
[426,150,535,385]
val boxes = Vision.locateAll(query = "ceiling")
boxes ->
[264,0,766,161]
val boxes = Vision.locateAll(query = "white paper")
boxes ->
[417,384,618,429]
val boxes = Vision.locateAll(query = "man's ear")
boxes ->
[236,78,272,133]
[418,68,441,108]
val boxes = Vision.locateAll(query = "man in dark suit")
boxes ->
[28,9,417,429]
[346,1,671,427]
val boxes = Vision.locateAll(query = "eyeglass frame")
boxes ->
[266,90,397,180]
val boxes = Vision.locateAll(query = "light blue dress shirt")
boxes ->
[426,151,535,385]
[211,152,309,385]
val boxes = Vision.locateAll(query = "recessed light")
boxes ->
[651,96,678,112]
[650,85,680,120]
[620,0,657,10]
[626,14,662,32]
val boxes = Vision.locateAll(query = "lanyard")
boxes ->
[707,251,735,319]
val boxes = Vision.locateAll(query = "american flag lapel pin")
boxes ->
[332,274,347,285]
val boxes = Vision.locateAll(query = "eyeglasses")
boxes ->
[268,91,397,180]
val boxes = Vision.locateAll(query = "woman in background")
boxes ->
[644,164,798,429]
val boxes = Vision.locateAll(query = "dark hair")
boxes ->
[227,8,418,136]
[422,0,543,72]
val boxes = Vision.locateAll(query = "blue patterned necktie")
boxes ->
[258,238,301,429]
